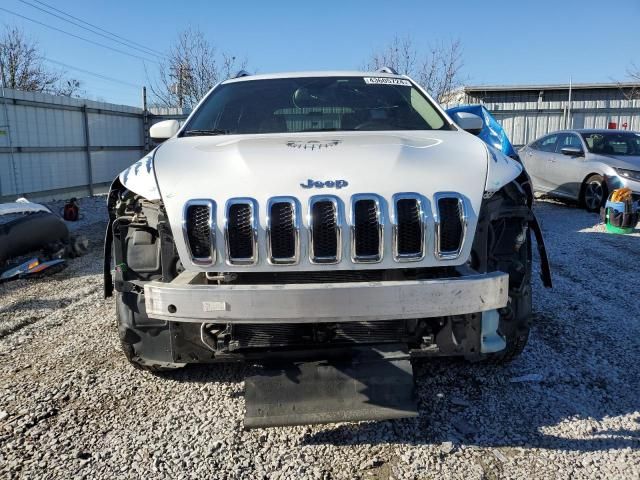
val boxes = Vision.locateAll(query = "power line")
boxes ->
[41,57,142,89]
[31,0,166,57]
[0,6,160,65]
[18,0,166,60]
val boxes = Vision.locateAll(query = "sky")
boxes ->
[2,0,640,107]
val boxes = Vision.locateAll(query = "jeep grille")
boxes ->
[183,193,467,267]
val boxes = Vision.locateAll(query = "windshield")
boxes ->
[181,76,449,136]
[580,132,640,156]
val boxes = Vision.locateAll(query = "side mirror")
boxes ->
[452,112,483,135]
[150,120,180,142]
[560,146,583,157]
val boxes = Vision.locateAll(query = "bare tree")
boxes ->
[0,26,81,96]
[364,36,464,102]
[620,64,640,100]
[150,28,247,109]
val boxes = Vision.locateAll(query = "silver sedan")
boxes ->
[519,129,640,211]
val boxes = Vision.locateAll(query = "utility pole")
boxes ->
[142,86,150,153]
[566,77,573,129]
[177,64,184,109]
[170,62,190,110]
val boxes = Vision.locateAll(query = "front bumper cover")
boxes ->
[143,271,508,323]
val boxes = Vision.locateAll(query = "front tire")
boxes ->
[484,284,532,364]
[581,174,607,212]
[475,184,534,365]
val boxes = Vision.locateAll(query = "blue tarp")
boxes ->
[446,104,518,160]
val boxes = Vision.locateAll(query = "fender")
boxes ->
[118,149,161,200]
[484,144,523,194]
[481,145,552,286]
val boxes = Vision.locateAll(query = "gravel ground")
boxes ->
[1,196,639,479]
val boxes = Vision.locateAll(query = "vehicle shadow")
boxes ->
[298,355,640,452]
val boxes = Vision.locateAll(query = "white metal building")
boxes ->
[444,82,640,147]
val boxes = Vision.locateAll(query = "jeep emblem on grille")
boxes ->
[300,179,349,189]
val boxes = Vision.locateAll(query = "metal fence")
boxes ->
[0,87,149,201]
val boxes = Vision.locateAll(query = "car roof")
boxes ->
[222,70,410,84]
[535,129,638,137]
[568,129,638,134]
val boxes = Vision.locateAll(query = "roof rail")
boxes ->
[377,67,398,75]
[233,70,252,78]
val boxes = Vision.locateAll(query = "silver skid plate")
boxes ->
[244,344,418,428]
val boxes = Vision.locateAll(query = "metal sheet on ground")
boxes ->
[244,344,418,428]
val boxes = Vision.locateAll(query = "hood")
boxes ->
[153,130,496,272]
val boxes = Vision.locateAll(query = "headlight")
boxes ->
[615,168,640,182]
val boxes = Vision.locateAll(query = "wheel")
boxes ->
[581,174,607,212]
[482,222,533,364]
[482,278,532,364]
[483,302,531,364]
[116,292,184,373]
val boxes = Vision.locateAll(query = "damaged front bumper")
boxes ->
[143,270,509,324]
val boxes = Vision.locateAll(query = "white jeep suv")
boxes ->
[104,70,551,427]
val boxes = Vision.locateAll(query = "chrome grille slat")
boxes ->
[392,193,425,262]
[182,199,216,265]
[309,196,341,264]
[435,192,467,260]
[267,197,300,265]
[351,194,383,263]
[225,198,258,265]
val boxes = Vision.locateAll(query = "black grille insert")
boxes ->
[311,200,338,262]
[395,198,423,257]
[269,202,296,261]
[185,204,212,259]
[437,197,463,253]
[227,203,255,261]
[232,321,409,349]
[353,199,380,260]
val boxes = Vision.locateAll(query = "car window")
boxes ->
[182,76,449,135]
[581,132,640,156]
[538,135,558,153]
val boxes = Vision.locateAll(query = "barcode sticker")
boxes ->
[363,77,411,86]
[202,301,228,312]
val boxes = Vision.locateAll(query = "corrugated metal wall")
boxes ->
[446,85,640,147]
[0,88,145,201]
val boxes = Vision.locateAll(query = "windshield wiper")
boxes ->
[299,128,356,132]
[182,128,229,137]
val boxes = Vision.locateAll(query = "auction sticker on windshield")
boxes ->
[363,77,412,86]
